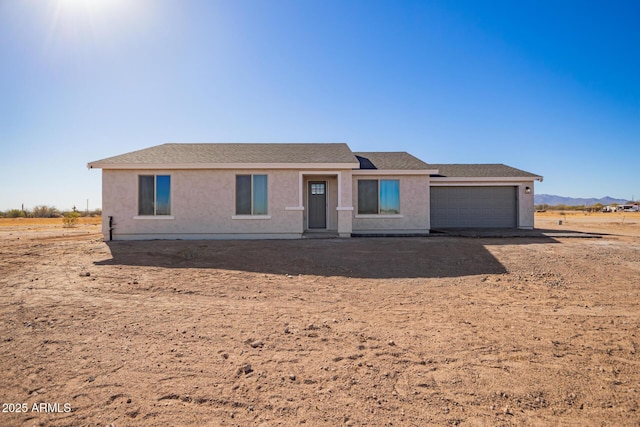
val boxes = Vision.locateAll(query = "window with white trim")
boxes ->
[357,179,400,215]
[236,175,268,215]
[138,175,171,216]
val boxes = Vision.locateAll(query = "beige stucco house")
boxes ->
[88,143,542,240]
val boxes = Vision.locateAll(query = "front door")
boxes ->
[308,181,327,229]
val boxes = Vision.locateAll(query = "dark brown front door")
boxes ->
[308,181,326,229]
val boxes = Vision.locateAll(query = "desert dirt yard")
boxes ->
[0,213,639,426]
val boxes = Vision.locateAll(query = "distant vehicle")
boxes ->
[620,205,639,212]
[602,205,639,212]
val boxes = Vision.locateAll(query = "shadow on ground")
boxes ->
[432,228,604,238]
[96,236,558,279]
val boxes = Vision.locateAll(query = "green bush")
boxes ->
[63,211,81,227]
[79,208,102,217]
[7,209,26,218]
[32,205,61,218]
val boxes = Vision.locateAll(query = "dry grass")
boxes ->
[0,217,101,227]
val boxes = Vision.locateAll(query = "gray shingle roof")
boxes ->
[88,143,541,179]
[353,152,433,170]
[427,164,541,178]
[89,143,359,166]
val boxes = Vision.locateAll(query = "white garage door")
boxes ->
[430,186,517,228]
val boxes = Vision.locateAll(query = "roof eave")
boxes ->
[430,176,543,182]
[87,162,361,170]
[352,169,439,175]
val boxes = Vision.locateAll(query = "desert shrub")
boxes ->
[538,204,588,212]
[32,205,61,218]
[79,208,102,217]
[63,211,81,227]
[7,209,26,218]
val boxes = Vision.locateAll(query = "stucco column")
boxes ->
[337,170,353,237]
[337,209,352,237]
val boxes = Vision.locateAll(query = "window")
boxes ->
[357,179,400,215]
[236,175,268,215]
[310,183,325,195]
[138,175,171,216]
[379,180,400,214]
[358,180,378,214]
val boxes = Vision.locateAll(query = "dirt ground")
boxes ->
[0,213,639,426]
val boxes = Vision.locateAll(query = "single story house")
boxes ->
[88,143,542,240]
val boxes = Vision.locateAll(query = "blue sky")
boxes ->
[1,0,638,211]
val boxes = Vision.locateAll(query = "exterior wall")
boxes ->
[100,166,536,239]
[518,181,536,229]
[351,175,430,234]
[102,169,303,240]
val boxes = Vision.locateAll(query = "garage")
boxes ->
[430,186,518,228]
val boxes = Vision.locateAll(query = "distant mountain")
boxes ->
[534,194,628,206]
